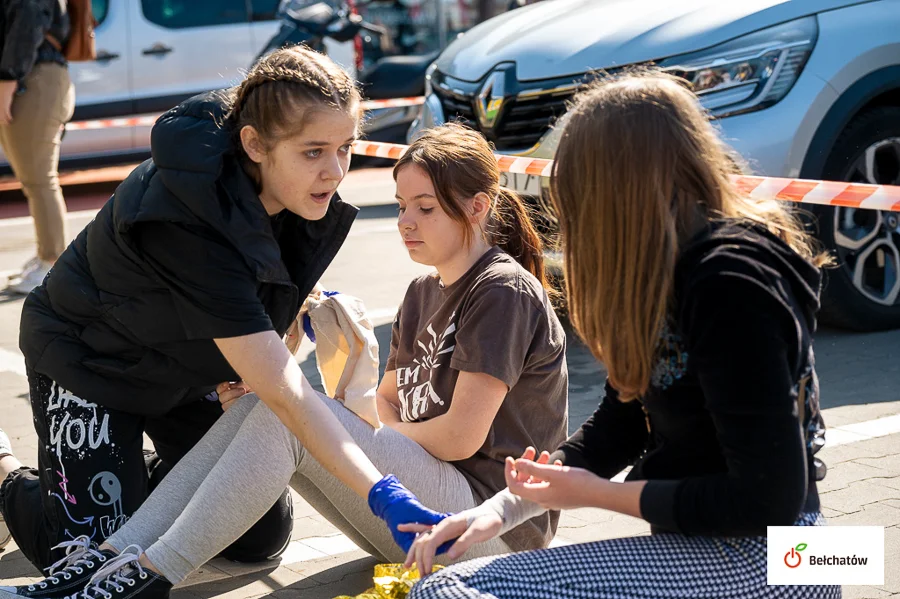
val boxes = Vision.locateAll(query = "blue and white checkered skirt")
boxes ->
[410,512,841,599]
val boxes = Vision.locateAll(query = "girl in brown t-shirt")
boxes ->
[381,123,569,552]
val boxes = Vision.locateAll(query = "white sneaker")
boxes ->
[7,260,53,295]
[0,427,10,549]
[0,512,9,550]
[7,257,40,282]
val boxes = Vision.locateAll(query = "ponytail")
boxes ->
[490,187,547,288]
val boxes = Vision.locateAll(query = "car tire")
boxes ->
[812,106,900,331]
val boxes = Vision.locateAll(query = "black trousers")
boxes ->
[0,371,292,571]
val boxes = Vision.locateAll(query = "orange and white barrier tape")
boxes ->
[350,140,410,161]
[733,176,900,212]
[66,115,159,131]
[350,140,556,176]
[64,97,425,132]
[351,140,900,212]
[359,96,425,109]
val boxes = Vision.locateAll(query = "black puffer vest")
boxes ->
[20,90,357,416]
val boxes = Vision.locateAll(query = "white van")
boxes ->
[0,0,354,169]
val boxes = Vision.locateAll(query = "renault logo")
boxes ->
[476,70,507,130]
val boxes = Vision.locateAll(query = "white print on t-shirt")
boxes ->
[397,314,456,422]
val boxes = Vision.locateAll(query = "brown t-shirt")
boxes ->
[386,247,568,551]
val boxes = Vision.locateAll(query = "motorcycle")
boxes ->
[257,0,438,145]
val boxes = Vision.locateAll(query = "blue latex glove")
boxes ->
[368,474,455,554]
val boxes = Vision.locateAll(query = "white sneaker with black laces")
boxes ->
[0,536,115,599]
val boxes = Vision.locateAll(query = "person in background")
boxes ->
[0,0,75,295]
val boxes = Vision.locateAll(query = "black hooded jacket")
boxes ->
[20,90,357,417]
[552,220,827,537]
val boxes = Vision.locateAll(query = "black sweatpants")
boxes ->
[0,371,293,571]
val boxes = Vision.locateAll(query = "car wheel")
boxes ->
[813,106,900,331]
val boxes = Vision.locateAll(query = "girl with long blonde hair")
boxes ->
[402,72,840,599]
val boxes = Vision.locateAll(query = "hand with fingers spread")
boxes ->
[399,446,558,574]
[506,457,606,511]
[216,380,252,412]
[504,446,563,486]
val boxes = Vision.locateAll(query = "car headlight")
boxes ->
[658,16,817,118]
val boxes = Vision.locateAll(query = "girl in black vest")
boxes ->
[402,72,841,599]
[0,47,441,579]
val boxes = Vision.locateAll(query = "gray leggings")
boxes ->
[105,393,511,584]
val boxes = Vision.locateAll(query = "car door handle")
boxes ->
[95,50,120,62]
[142,43,173,56]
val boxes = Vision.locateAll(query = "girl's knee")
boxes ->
[244,396,305,464]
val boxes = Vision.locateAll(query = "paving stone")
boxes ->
[178,566,318,599]
[282,552,374,580]
[290,494,320,520]
[290,515,343,542]
[837,435,900,459]
[272,568,373,599]
[562,508,615,525]
[207,555,292,579]
[176,563,233,588]
[819,441,893,465]
[0,545,40,581]
[307,555,380,586]
[825,502,900,528]
[825,404,900,428]
[820,479,900,514]
[556,513,650,543]
[842,586,892,598]
[882,525,900,594]
[302,535,360,557]
[854,456,900,478]
[818,461,891,493]
[821,506,844,519]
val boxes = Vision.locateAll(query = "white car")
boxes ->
[409,0,900,330]
[0,0,354,170]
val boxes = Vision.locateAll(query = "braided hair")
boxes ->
[227,46,362,190]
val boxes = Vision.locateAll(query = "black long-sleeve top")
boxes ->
[552,220,827,537]
[1,0,68,82]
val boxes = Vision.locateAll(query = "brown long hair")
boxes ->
[226,46,362,190]
[393,123,549,287]
[551,71,830,401]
